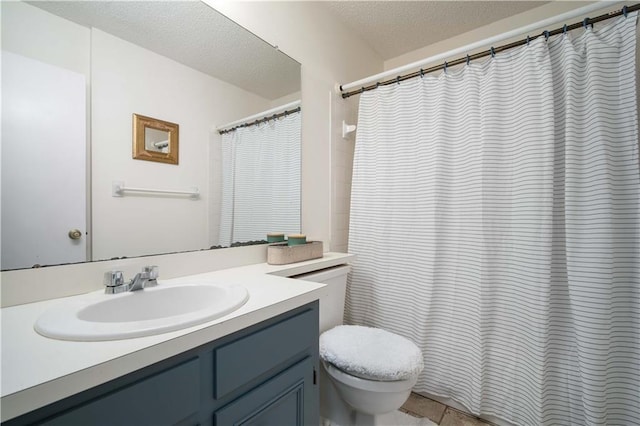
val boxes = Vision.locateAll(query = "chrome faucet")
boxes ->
[104,266,159,294]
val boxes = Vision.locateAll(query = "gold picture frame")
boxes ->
[133,113,179,165]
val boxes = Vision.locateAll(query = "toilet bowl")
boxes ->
[322,360,418,415]
[295,266,423,425]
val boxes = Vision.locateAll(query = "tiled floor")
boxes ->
[401,393,496,426]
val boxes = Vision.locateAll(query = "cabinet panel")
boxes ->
[214,308,316,399]
[41,358,200,426]
[213,357,313,426]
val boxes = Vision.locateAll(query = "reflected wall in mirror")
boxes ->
[0,1,301,270]
[133,113,179,164]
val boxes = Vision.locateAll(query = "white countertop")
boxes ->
[1,252,354,422]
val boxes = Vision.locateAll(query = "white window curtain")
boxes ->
[346,14,639,426]
[219,111,301,246]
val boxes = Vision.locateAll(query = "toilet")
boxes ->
[295,265,424,425]
[320,324,423,425]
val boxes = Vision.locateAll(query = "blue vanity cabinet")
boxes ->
[4,302,319,426]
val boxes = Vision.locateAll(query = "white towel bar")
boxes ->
[112,181,199,198]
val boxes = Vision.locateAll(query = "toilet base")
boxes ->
[320,410,392,426]
[320,412,379,426]
[320,362,416,425]
[321,410,435,426]
[321,365,356,426]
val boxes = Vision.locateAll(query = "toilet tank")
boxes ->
[293,265,351,333]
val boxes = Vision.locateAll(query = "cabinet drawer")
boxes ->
[214,308,316,398]
[42,358,200,426]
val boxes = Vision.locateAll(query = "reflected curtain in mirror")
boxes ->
[218,110,301,246]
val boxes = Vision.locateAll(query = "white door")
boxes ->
[1,51,87,269]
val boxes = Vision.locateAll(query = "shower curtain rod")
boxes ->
[339,2,640,99]
[217,100,301,135]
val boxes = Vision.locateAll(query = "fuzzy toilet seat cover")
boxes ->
[319,325,424,381]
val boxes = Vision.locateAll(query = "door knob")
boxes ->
[68,229,83,240]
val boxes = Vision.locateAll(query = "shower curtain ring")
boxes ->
[376,82,380,88]
[544,30,550,41]
[490,47,495,58]
[396,76,400,85]
[466,54,470,66]
[563,24,567,35]
[444,61,448,73]
[526,35,530,46]
[420,68,424,78]
[623,5,628,17]
[583,17,590,29]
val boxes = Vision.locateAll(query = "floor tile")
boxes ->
[401,393,447,424]
[439,407,493,426]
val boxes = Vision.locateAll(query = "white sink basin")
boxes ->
[34,281,249,341]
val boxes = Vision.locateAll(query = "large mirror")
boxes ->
[1,1,301,270]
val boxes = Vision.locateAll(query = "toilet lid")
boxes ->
[319,325,424,382]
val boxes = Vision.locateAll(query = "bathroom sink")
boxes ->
[34,281,249,341]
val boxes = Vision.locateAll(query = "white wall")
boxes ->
[0,1,90,76]
[91,29,272,260]
[330,96,359,252]
[269,91,302,109]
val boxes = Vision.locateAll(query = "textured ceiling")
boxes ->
[27,1,301,101]
[28,1,551,98]
[322,1,550,60]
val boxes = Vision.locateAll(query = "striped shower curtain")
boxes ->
[218,110,301,246]
[346,14,639,426]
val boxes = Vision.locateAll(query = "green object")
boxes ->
[287,234,307,246]
[267,233,285,243]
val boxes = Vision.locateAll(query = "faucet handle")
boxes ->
[104,271,124,288]
[143,265,159,280]
[104,271,128,294]
[141,265,159,288]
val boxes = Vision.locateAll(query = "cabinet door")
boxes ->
[214,357,316,426]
